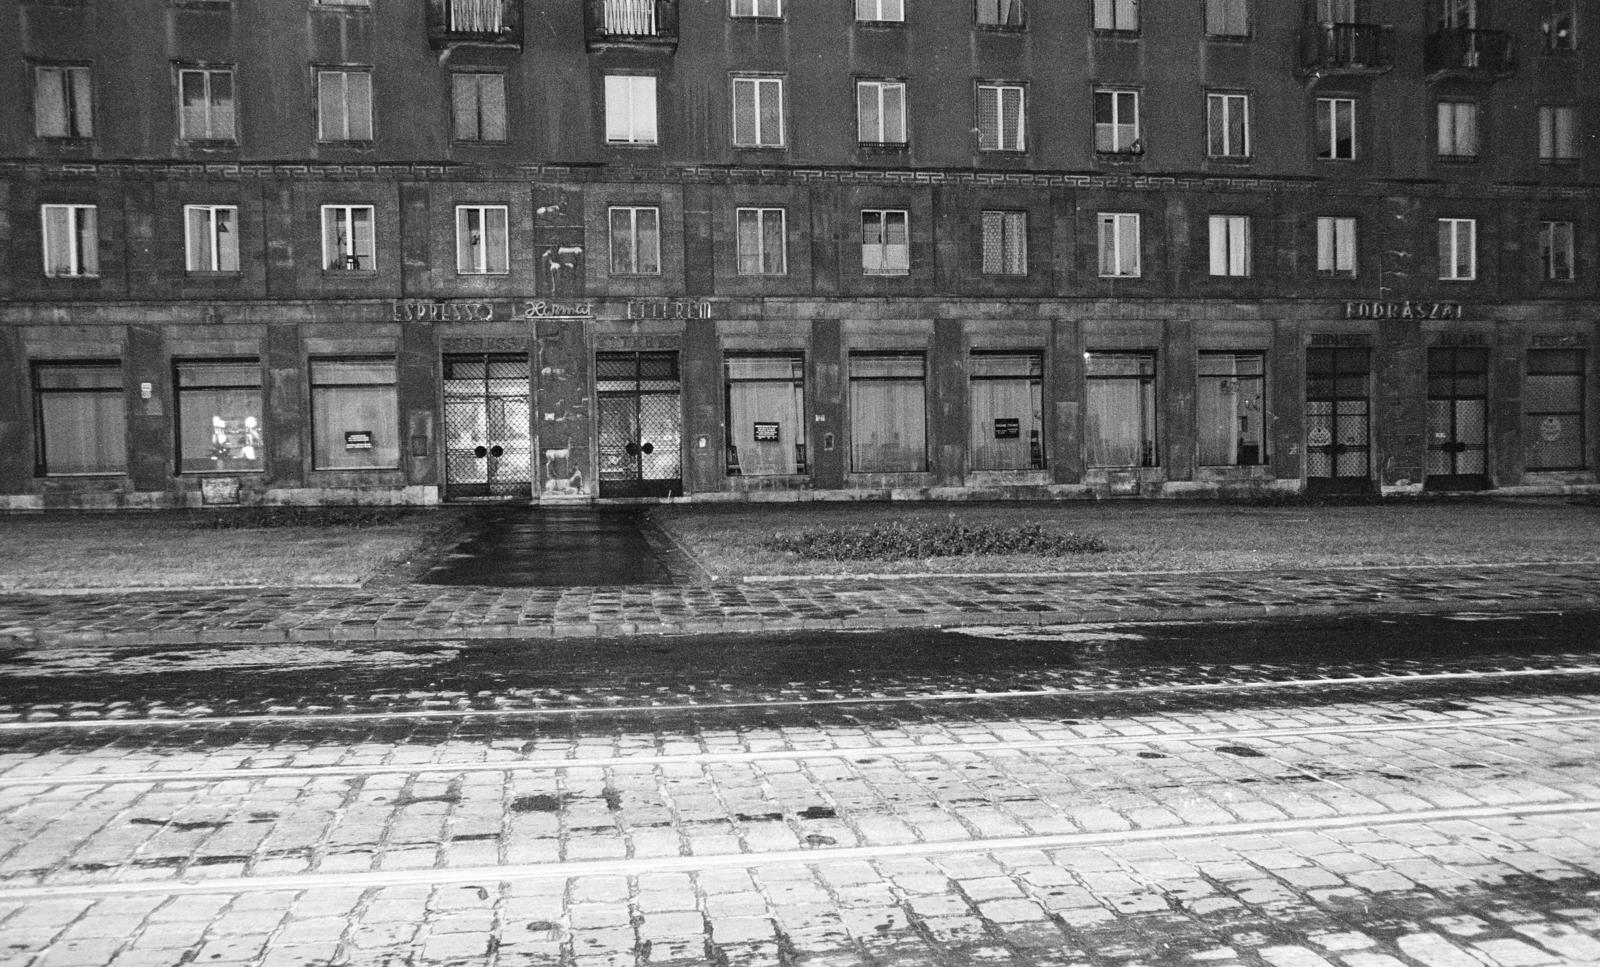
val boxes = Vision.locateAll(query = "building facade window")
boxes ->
[857,80,907,145]
[981,210,1027,276]
[1086,352,1156,468]
[1205,0,1248,36]
[1539,221,1575,281]
[184,205,240,273]
[178,67,235,141]
[731,0,781,18]
[451,73,507,142]
[976,83,1025,152]
[1198,352,1266,466]
[725,355,806,476]
[969,351,1044,471]
[41,204,99,278]
[1539,106,1578,162]
[1098,212,1140,277]
[1207,92,1250,159]
[1438,218,1477,281]
[317,69,373,142]
[1315,97,1355,160]
[1525,349,1586,470]
[861,209,910,275]
[321,204,375,271]
[176,360,262,474]
[32,362,125,476]
[732,76,784,147]
[1094,89,1140,154]
[1317,216,1358,277]
[456,205,510,275]
[1093,0,1138,31]
[736,207,787,275]
[1542,1,1576,50]
[310,358,398,470]
[34,65,92,139]
[849,353,926,472]
[856,0,904,22]
[604,75,658,144]
[976,0,1023,27]
[1208,215,1251,277]
[609,206,662,275]
[1436,100,1478,159]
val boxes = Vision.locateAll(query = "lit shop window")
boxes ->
[452,73,507,142]
[969,351,1044,471]
[725,355,806,476]
[1198,352,1267,467]
[849,353,927,473]
[456,205,510,275]
[1525,349,1586,471]
[34,65,92,139]
[184,205,240,273]
[1085,351,1157,468]
[310,358,399,470]
[176,360,263,473]
[736,207,787,275]
[41,204,99,278]
[32,361,126,476]
[322,205,375,272]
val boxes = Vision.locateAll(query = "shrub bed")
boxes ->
[764,519,1107,561]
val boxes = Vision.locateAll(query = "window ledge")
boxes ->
[605,141,662,149]
[730,15,784,23]
[185,271,244,280]
[1540,158,1582,167]
[453,140,510,147]
[976,23,1026,33]
[1092,29,1141,39]
[183,469,265,476]
[1316,270,1359,280]
[1436,155,1480,164]
[1206,155,1253,164]
[1096,150,1145,163]
[732,144,787,153]
[321,269,378,278]
[1204,33,1252,42]
[858,141,909,154]
[42,273,102,281]
[862,271,912,278]
[180,139,238,149]
[855,20,905,27]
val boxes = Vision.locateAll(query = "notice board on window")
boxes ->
[200,477,241,506]
[753,422,780,442]
[345,430,374,451]
[993,418,1020,439]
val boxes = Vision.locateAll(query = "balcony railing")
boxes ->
[585,0,679,51]
[426,0,521,49]
[1300,22,1394,74]
[1425,28,1515,80]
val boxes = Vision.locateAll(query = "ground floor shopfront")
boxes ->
[0,297,1596,510]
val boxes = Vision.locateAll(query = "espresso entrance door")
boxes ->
[442,354,532,500]
[597,351,683,498]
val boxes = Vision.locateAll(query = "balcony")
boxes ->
[1299,22,1394,76]
[426,0,521,49]
[1425,29,1515,81]
[585,0,679,52]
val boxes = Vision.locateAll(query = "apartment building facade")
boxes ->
[1,0,1596,508]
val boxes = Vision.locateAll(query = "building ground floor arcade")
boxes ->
[0,297,1595,511]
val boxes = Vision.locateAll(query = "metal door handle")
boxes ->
[625,442,640,456]
[473,445,488,458]
[640,442,654,455]
[489,445,504,458]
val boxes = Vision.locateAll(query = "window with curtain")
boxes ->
[452,73,507,142]
[310,358,398,470]
[862,209,910,275]
[736,208,786,275]
[34,65,92,138]
[1094,89,1140,154]
[1098,212,1140,277]
[1205,0,1248,36]
[604,75,658,144]
[456,205,509,275]
[609,206,661,275]
[977,83,1025,151]
[1094,0,1138,31]
[322,205,375,272]
[732,76,785,147]
[857,80,907,144]
[1436,100,1478,159]
[969,352,1043,471]
[316,69,373,142]
[981,210,1027,276]
[33,362,125,476]
[725,355,806,476]
[1086,352,1156,468]
[178,67,235,141]
[1315,97,1355,160]
[1208,215,1251,277]
[976,0,1023,27]
[1525,349,1585,470]
[1206,92,1250,158]
[176,360,263,473]
[1539,105,1577,162]
[184,205,240,273]
[1540,221,1575,281]
[856,0,904,21]
[1317,216,1357,277]
[1198,353,1267,467]
[850,353,926,472]
[1438,218,1476,280]
[41,204,99,278]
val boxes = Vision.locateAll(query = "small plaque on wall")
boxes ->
[345,431,374,451]
[994,419,1020,440]
[753,422,780,442]
[201,477,241,506]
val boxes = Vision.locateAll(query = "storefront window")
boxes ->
[969,352,1044,471]
[32,361,125,475]
[850,352,926,472]
[725,355,806,476]
[1198,352,1267,466]
[310,357,398,470]
[1086,351,1157,468]
[1525,349,1586,471]
[176,360,263,474]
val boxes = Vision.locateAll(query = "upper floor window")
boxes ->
[857,80,907,145]
[609,206,662,275]
[857,0,904,22]
[977,83,1025,152]
[1539,221,1575,281]
[1206,92,1250,159]
[34,65,92,139]
[316,0,370,5]
[1208,215,1251,277]
[1437,0,1477,30]
[184,205,240,273]
[1098,212,1141,277]
[1315,97,1355,160]
[1094,89,1140,155]
[317,69,373,142]
[981,210,1027,276]
[976,0,1022,27]
[1438,218,1477,281]
[861,209,910,276]
[1205,0,1248,36]
[1094,0,1138,32]
[604,75,658,145]
[736,207,787,275]
[456,205,510,275]
[452,73,507,143]
[1539,105,1578,162]
[731,0,781,18]
[321,204,375,272]
[732,76,784,148]
[1543,1,1577,49]
[178,67,235,142]
[1436,100,1478,160]
[41,204,99,278]
[1317,216,1358,278]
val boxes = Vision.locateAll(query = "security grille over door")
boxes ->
[597,351,683,498]
[1426,346,1489,490]
[443,354,532,499]
[1305,347,1372,493]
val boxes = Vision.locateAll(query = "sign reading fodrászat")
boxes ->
[390,300,715,322]
[1343,301,1465,320]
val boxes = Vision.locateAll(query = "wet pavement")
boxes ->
[415,508,674,589]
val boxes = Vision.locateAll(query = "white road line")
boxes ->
[3,665,1598,733]
[2,711,1597,789]
[2,799,1596,901]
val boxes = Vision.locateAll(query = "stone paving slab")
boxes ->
[0,564,1597,648]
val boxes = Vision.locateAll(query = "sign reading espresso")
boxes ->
[1344,301,1465,321]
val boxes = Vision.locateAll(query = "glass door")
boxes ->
[597,351,683,498]
[443,354,532,500]
[1306,346,1371,493]
[1426,346,1489,490]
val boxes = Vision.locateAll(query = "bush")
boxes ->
[764,519,1107,561]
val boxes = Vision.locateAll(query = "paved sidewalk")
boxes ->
[0,562,1598,647]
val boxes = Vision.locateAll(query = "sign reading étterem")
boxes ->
[1343,301,1465,321]
[390,300,715,323]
